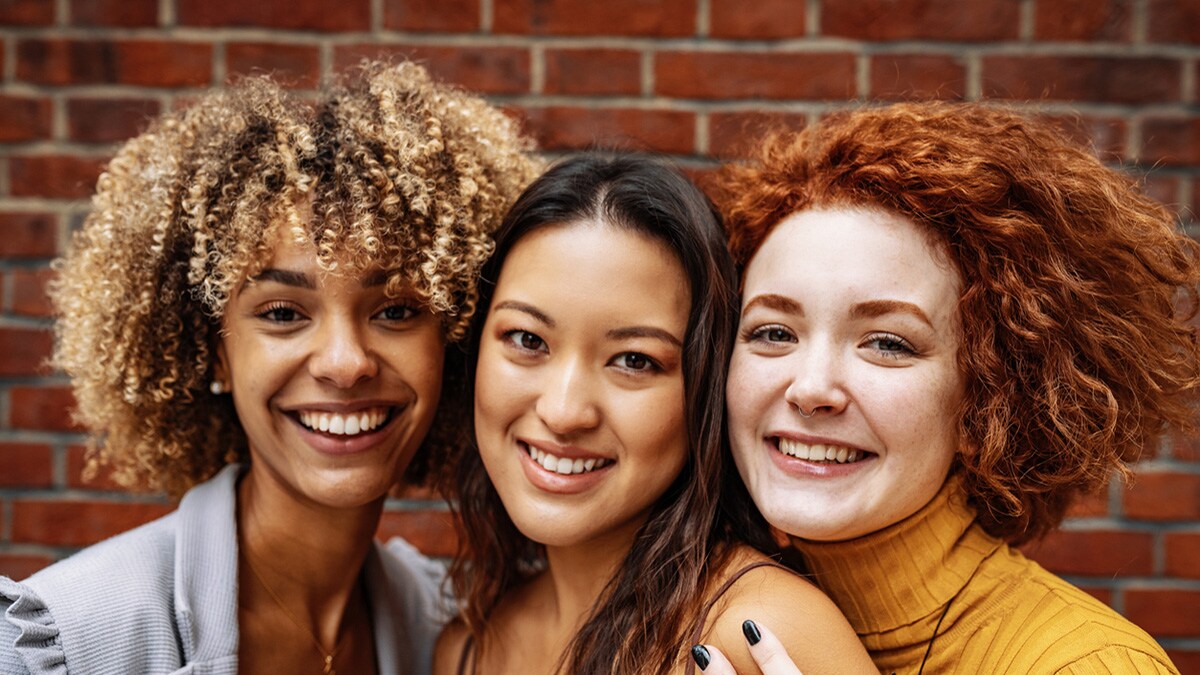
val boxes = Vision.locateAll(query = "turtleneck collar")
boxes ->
[792,477,1003,635]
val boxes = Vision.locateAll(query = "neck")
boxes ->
[237,465,383,647]
[539,515,644,637]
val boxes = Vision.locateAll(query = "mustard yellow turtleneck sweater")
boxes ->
[794,480,1178,674]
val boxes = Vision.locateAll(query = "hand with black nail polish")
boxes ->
[690,621,804,675]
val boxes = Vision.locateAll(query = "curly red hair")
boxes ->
[715,102,1200,543]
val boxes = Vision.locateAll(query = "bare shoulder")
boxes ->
[700,546,875,675]
[432,617,470,675]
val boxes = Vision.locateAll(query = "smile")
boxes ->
[523,442,612,475]
[776,438,866,464]
[296,407,392,436]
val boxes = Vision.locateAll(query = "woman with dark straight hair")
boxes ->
[433,155,872,675]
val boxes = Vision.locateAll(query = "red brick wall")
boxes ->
[1,0,1197,667]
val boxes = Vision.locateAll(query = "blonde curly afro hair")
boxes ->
[51,60,540,497]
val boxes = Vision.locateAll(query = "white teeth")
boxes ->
[525,444,610,476]
[297,407,390,437]
[776,438,865,464]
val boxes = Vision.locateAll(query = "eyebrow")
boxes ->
[250,268,314,289]
[607,326,683,348]
[492,300,554,327]
[850,299,933,327]
[248,268,394,290]
[742,293,803,316]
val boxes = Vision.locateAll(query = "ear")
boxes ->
[213,340,230,387]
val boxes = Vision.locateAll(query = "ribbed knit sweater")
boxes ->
[794,480,1178,674]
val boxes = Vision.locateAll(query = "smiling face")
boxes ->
[727,207,965,542]
[217,230,445,510]
[474,221,690,550]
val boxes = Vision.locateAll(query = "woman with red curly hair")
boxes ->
[694,103,1196,674]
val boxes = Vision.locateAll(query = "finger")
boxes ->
[742,619,803,675]
[690,643,738,675]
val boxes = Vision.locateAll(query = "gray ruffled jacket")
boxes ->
[0,464,450,674]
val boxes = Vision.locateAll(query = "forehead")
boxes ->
[745,207,961,315]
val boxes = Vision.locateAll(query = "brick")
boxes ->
[0,328,53,377]
[177,0,369,31]
[9,386,79,432]
[1039,113,1127,159]
[822,0,1019,41]
[335,45,530,95]
[383,0,480,32]
[656,51,855,100]
[1021,529,1153,576]
[0,0,54,25]
[1165,532,1200,579]
[0,443,54,488]
[1124,472,1200,520]
[1141,117,1200,168]
[67,98,160,144]
[710,0,805,39]
[1064,488,1109,517]
[1140,174,1181,213]
[17,39,212,88]
[0,554,54,580]
[227,43,321,89]
[1124,588,1200,637]
[11,500,172,547]
[495,0,695,36]
[376,508,457,557]
[1076,585,1112,606]
[520,106,694,154]
[10,155,106,200]
[0,95,53,142]
[1148,0,1200,44]
[544,48,641,97]
[1035,0,1132,41]
[70,0,158,26]
[1166,650,1200,674]
[12,267,55,317]
[869,54,965,101]
[66,444,129,491]
[982,56,1180,104]
[708,110,808,158]
[0,213,57,257]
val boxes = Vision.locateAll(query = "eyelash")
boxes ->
[257,302,304,323]
[862,332,918,359]
[501,330,664,374]
[744,324,797,344]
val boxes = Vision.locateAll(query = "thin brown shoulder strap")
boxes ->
[455,634,476,675]
[685,560,792,675]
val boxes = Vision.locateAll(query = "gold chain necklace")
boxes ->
[244,555,343,675]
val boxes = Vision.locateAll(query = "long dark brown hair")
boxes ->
[444,154,769,673]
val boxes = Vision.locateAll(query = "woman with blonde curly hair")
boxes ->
[696,103,1196,674]
[0,60,536,674]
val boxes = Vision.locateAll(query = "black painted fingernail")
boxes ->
[690,645,711,670]
[742,619,762,646]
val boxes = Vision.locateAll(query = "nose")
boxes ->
[307,316,378,388]
[783,338,849,418]
[535,357,601,435]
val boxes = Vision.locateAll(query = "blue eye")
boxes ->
[863,333,916,359]
[746,324,796,343]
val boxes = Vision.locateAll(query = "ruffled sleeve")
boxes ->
[0,576,67,675]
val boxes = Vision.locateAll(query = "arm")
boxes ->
[698,565,874,675]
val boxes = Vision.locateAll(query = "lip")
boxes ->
[517,438,614,495]
[284,401,408,456]
[764,432,877,478]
